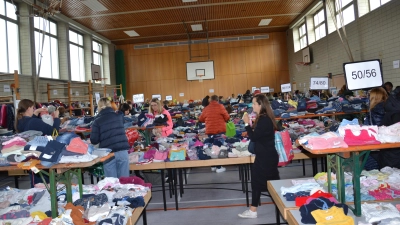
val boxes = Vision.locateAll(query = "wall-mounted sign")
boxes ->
[166,95,172,101]
[179,93,184,97]
[53,90,57,95]
[152,94,161,100]
[133,94,144,103]
[75,91,79,96]
[209,89,214,93]
[3,85,10,93]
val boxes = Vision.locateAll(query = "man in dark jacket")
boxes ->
[242,90,252,103]
[379,86,400,169]
[91,97,130,178]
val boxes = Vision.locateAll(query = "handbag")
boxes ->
[169,149,186,161]
[226,121,236,137]
[125,129,139,147]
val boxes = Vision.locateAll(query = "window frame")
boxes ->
[369,0,391,11]
[92,40,103,82]
[34,17,59,79]
[0,0,20,73]
[298,23,308,50]
[69,29,85,82]
[313,8,326,41]
[335,0,355,27]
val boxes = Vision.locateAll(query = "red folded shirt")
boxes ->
[295,190,333,207]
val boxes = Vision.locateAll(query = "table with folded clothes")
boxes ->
[297,120,400,216]
[128,130,254,211]
[0,177,151,225]
[269,171,400,225]
[0,131,115,218]
[271,95,369,119]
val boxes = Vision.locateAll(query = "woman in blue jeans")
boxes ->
[90,98,130,178]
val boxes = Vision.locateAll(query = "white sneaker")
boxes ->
[238,209,257,218]
[211,167,217,172]
[216,167,226,173]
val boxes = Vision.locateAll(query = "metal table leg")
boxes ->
[160,170,167,211]
[174,169,179,210]
[142,207,147,225]
[245,164,249,207]
[178,169,184,196]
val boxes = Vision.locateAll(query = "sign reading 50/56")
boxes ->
[343,59,383,91]
[351,69,377,80]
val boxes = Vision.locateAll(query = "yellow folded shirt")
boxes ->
[311,206,354,225]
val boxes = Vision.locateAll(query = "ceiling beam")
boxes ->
[111,25,287,41]
[95,13,300,32]
[72,0,278,19]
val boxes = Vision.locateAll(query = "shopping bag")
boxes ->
[226,121,236,137]
[274,131,294,166]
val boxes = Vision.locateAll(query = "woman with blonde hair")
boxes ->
[149,98,173,137]
[90,97,130,178]
[364,87,388,126]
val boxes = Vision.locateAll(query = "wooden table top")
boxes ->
[128,191,152,225]
[275,110,367,120]
[0,153,114,172]
[300,142,400,155]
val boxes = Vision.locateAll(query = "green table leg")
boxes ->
[326,154,336,194]
[49,169,58,218]
[77,168,83,199]
[336,155,346,204]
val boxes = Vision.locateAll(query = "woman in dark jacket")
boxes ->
[202,95,210,107]
[238,94,279,219]
[242,90,252,104]
[364,87,388,126]
[90,97,130,178]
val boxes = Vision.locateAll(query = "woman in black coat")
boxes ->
[238,94,280,219]
[91,97,130,178]
[202,95,210,107]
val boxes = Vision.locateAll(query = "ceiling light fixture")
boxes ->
[258,19,272,26]
[81,0,108,12]
[124,30,140,37]
[182,0,197,2]
[191,24,203,31]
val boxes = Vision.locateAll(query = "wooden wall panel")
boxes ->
[217,75,234,98]
[174,51,188,80]
[160,79,176,100]
[119,32,289,99]
[232,74,248,95]
[245,45,261,74]
[174,79,189,102]
[189,80,204,100]
[260,44,275,73]
[247,73,262,90]
[230,47,246,75]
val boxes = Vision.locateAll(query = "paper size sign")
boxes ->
[260,86,270,93]
[166,95,172,101]
[53,90,57,95]
[133,94,144,103]
[280,83,291,93]
[3,85,10,92]
[152,94,161,100]
[270,88,274,92]
[179,93,184,97]
[75,91,79,96]
[310,77,329,90]
[209,89,214,93]
[251,87,257,93]
[343,59,383,90]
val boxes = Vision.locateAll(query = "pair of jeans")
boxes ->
[103,150,129,178]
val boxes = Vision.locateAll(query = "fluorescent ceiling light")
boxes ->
[258,19,272,26]
[191,24,203,31]
[81,0,108,12]
[182,0,197,2]
[124,30,140,37]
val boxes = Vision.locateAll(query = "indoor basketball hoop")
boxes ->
[295,62,310,72]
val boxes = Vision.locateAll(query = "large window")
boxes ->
[0,0,19,73]
[369,0,391,11]
[335,0,355,28]
[92,40,103,80]
[34,17,59,79]
[69,30,85,82]
[314,9,326,41]
[298,23,307,49]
